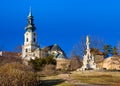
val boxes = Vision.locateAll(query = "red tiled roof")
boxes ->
[1,51,21,58]
[97,52,104,55]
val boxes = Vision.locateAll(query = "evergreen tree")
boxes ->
[103,44,112,58]
[29,55,56,71]
[112,46,118,55]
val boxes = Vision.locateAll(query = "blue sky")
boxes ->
[0,0,120,57]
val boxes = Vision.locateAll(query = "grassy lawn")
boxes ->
[40,71,120,86]
[71,71,120,85]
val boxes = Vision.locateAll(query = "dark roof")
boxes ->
[42,45,53,52]
[51,44,63,51]
[43,44,63,52]
[42,44,67,58]
[56,54,66,59]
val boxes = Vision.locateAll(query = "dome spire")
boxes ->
[25,6,36,31]
[28,6,32,17]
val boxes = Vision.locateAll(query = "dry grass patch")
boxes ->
[40,71,120,86]
[55,82,74,86]
[0,62,39,86]
[71,71,120,85]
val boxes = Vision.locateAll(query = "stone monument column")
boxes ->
[81,35,97,70]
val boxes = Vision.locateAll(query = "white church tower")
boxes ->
[22,8,40,60]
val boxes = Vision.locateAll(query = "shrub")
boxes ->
[0,62,39,86]
[29,55,56,71]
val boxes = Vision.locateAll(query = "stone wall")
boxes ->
[56,58,70,70]
[103,56,120,70]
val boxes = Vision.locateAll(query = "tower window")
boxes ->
[34,38,36,42]
[26,49,28,52]
[34,33,36,36]
[26,38,28,42]
[26,33,28,35]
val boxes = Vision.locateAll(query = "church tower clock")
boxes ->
[22,8,40,60]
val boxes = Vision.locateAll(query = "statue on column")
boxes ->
[86,35,90,45]
[80,35,96,70]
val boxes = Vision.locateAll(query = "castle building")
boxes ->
[22,8,67,61]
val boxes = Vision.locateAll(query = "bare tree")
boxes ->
[13,45,22,52]
[117,41,120,54]
[69,55,82,71]
[0,45,5,51]
[70,36,105,58]
[70,36,86,58]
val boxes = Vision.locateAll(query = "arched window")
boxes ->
[26,49,28,52]
[26,38,28,42]
[34,33,36,36]
[34,38,36,42]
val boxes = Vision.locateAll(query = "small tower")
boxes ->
[22,8,40,60]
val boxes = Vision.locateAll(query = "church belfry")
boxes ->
[26,7,36,31]
[22,8,40,60]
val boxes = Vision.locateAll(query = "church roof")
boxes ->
[42,44,67,58]
[51,44,63,51]
[56,54,66,59]
[43,44,64,52]
[42,45,53,52]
